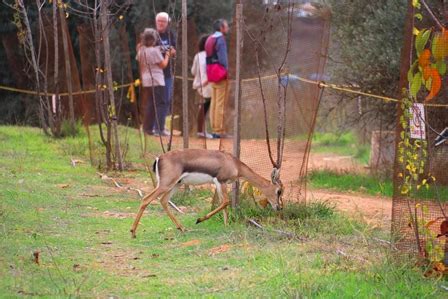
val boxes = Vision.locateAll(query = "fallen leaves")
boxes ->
[208,244,232,256]
[424,261,448,278]
[32,250,40,265]
[56,183,70,189]
[181,239,201,247]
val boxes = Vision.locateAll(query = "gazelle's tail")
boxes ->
[153,157,160,187]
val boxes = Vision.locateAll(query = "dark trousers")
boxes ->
[157,77,173,132]
[141,86,165,134]
[197,98,211,133]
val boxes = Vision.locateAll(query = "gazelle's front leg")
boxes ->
[159,185,186,232]
[130,187,168,238]
[196,181,229,224]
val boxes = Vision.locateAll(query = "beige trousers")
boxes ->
[210,80,228,134]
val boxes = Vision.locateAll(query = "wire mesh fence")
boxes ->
[391,1,448,264]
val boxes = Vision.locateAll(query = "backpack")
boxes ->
[205,34,227,83]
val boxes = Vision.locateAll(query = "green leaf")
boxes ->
[425,76,432,91]
[436,60,446,75]
[415,29,431,55]
[407,61,417,84]
[410,71,422,97]
[415,13,423,21]
[412,0,421,9]
[407,69,413,84]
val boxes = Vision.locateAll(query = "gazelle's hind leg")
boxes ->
[130,187,168,238]
[211,187,228,225]
[160,185,186,232]
[196,181,229,224]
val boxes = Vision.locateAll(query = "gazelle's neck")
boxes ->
[238,162,271,190]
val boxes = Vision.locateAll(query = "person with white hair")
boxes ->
[155,12,177,136]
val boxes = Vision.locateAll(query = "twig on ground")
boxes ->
[336,249,348,257]
[128,187,144,198]
[169,201,185,214]
[71,158,85,167]
[96,172,183,214]
[371,237,398,250]
[247,219,298,240]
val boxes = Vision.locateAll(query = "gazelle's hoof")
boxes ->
[130,229,136,239]
[196,218,203,224]
[177,226,186,232]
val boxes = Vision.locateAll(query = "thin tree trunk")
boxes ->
[59,5,76,134]
[101,1,123,171]
[92,4,111,169]
[18,0,49,135]
[53,1,61,135]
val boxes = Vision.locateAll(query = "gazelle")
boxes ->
[130,149,284,238]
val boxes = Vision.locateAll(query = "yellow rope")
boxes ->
[295,77,448,108]
[2,74,448,108]
[0,82,133,97]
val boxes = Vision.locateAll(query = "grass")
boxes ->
[0,125,446,297]
[309,169,448,201]
[311,132,371,165]
[309,170,393,197]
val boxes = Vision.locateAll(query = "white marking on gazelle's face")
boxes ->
[265,185,284,211]
[178,172,215,185]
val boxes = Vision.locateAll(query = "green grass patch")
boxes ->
[312,131,371,165]
[309,169,393,197]
[0,126,445,297]
[309,169,448,201]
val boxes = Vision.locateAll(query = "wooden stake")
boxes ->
[232,3,243,209]
[182,0,189,148]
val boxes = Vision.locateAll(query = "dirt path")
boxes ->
[308,189,392,229]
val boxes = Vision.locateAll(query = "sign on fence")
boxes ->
[409,103,426,139]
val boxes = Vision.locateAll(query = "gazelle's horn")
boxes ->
[271,167,280,184]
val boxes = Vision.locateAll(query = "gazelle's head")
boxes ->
[265,168,284,211]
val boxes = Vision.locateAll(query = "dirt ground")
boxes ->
[308,189,391,229]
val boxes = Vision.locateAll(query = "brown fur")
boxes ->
[130,149,283,238]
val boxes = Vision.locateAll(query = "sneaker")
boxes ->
[197,132,214,139]
[211,133,221,139]
[162,129,172,136]
[153,129,171,137]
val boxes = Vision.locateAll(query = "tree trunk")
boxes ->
[59,6,75,133]
[101,1,123,171]
[53,1,61,135]
[18,0,48,135]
